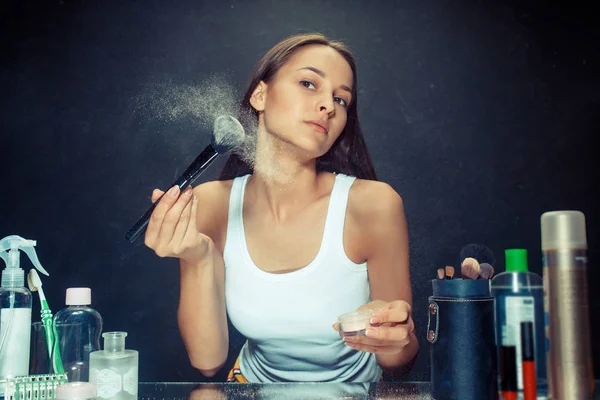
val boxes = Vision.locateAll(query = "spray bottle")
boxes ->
[0,235,49,395]
[541,211,594,399]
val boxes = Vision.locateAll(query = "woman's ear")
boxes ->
[249,81,267,112]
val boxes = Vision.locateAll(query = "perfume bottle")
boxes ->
[89,332,138,400]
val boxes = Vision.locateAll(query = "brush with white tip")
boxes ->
[27,268,64,374]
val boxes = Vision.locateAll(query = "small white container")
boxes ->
[337,309,373,337]
[55,382,97,400]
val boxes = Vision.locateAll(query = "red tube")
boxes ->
[500,391,518,400]
[522,360,537,400]
[520,322,537,400]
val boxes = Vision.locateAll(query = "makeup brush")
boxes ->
[479,262,494,279]
[437,268,445,280]
[459,243,496,268]
[125,115,245,243]
[444,266,455,280]
[461,257,481,280]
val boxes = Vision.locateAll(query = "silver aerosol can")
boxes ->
[541,210,594,399]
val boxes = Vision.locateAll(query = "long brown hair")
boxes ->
[218,33,377,181]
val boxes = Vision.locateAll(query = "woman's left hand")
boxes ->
[333,300,415,355]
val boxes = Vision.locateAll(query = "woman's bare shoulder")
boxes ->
[346,179,407,260]
[193,179,234,200]
[348,178,405,219]
[192,179,234,239]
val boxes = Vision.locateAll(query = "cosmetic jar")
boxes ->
[338,309,373,337]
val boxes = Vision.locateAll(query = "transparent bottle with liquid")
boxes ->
[89,332,138,400]
[491,249,547,396]
[0,235,49,396]
[52,287,103,381]
[0,286,31,396]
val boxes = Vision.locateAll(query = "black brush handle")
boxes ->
[125,145,219,243]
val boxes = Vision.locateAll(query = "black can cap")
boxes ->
[521,321,535,361]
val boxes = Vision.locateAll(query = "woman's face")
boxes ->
[252,44,354,159]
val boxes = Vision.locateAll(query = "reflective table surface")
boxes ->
[139,381,600,399]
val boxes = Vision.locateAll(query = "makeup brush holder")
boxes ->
[428,279,497,400]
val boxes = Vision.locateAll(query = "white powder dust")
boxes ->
[134,74,239,132]
[132,75,303,185]
[133,76,251,150]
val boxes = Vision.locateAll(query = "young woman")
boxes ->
[144,33,418,383]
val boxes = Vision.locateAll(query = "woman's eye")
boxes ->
[300,80,316,89]
[334,97,348,107]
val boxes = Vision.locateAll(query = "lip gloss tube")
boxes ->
[500,345,518,400]
[521,321,537,400]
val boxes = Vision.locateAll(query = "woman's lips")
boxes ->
[306,121,328,134]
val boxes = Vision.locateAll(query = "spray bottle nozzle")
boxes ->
[0,235,49,288]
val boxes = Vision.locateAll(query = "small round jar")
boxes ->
[54,382,97,400]
[338,309,373,337]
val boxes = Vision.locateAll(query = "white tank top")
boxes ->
[224,173,382,382]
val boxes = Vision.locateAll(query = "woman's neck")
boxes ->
[246,131,327,222]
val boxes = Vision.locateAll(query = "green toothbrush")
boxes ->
[27,269,64,374]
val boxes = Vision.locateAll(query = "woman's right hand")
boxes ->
[144,185,213,263]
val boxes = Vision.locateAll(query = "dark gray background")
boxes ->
[1,0,598,382]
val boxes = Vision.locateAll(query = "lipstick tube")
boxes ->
[521,321,537,400]
[500,345,518,400]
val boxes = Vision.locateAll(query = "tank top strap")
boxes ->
[226,174,251,252]
[325,173,357,258]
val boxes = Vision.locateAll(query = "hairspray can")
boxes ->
[541,210,593,399]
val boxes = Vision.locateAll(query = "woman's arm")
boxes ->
[347,181,419,374]
[145,181,230,377]
[178,181,231,377]
[178,243,228,377]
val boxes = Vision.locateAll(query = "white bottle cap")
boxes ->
[65,287,92,306]
[541,210,587,250]
[55,382,97,399]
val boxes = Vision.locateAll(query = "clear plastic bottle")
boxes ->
[52,287,103,381]
[0,286,31,395]
[89,332,138,400]
[0,235,49,396]
[491,249,547,396]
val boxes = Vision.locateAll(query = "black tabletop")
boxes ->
[139,381,600,399]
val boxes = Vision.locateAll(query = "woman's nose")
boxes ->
[318,96,335,114]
